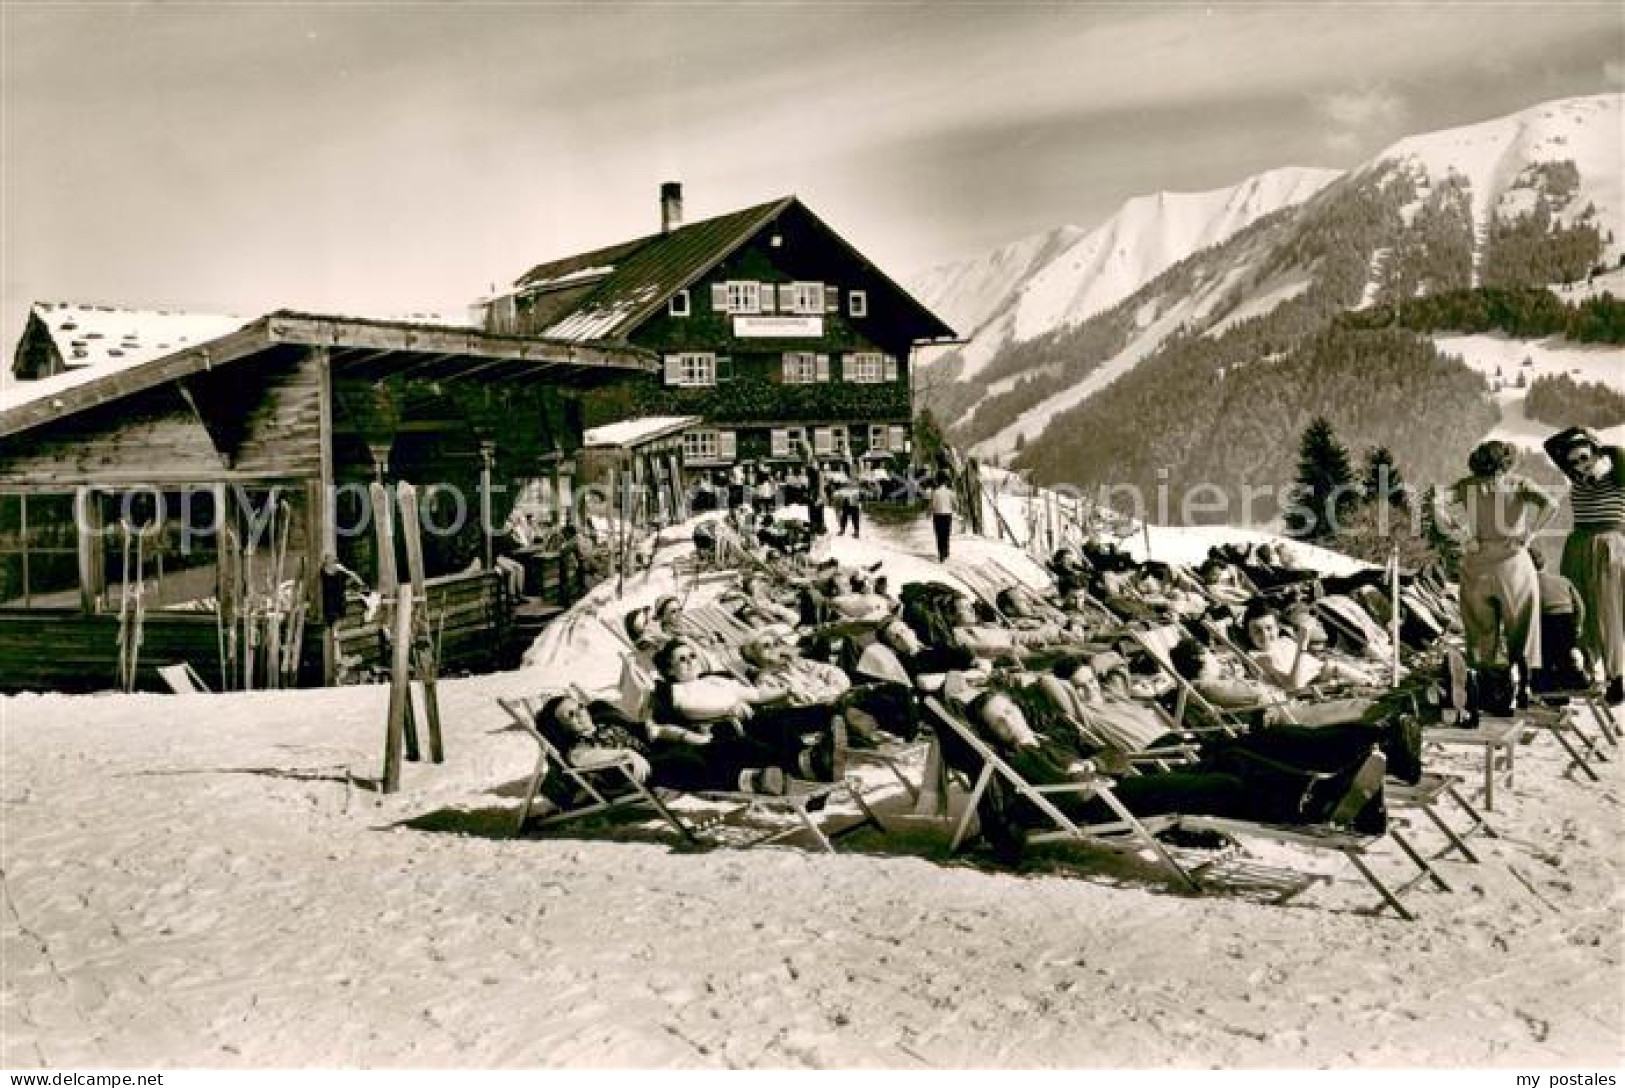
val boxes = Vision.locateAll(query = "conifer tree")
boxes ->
[1361,445,1409,512]
[1292,416,1356,540]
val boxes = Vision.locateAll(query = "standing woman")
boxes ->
[929,471,957,562]
[1441,441,1554,711]
[1544,426,1625,705]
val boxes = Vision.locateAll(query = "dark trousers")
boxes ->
[838,502,861,537]
[933,513,953,561]
[807,502,825,535]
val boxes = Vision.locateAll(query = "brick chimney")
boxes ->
[660,182,683,234]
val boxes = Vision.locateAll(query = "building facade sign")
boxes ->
[732,316,824,338]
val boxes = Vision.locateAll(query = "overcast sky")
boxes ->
[3,2,1622,359]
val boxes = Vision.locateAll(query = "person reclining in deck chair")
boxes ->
[649,637,848,785]
[741,627,852,707]
[957,690,1388,864]
[996,585,1089,638]
[1197,556,1253,607]
[1167,636,1422,784]
[1238,602,1382,693]
[534,692,793,797]
[721,572,801,628]
[904,581,1074,662]
[822,569,896,624]
[1279,598,1400,680]
[1048,546,1094,598]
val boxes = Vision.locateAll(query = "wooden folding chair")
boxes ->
[1422,716,1525,812]
[497,695,698,842]
[921,697,1201,893]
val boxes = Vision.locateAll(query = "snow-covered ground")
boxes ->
[2,510,1618,1068]
[1432,333,1625,454]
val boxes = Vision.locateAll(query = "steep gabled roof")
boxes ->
[503,195,956,344]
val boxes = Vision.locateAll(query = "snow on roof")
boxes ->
[541,284,660,342]
[2,303,250,413]
[27,301,247,372]
[583,415,700,449]
[519,265,615,293]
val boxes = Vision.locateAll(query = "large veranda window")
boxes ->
[94,488,226,612]
[0,493,81,609]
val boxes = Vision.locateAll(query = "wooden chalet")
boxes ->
[0,309,654,693]
[474,185,957,473]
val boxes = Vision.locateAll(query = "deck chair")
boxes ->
[1195,619,1499,870]
[1129,624,1253,736]
[497,695,697,842]
[674,602,760,679]
[1520,700,1608,783]
[499,695,885,852]
[921,697,1201,893]
[1164,809,1440,921]
[157,662,210,694]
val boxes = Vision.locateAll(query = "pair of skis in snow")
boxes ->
[372,481,444,794]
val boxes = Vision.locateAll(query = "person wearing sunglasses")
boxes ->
[1543,426,1625,705]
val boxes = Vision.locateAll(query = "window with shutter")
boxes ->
[868,425,887,451]
[759,283,776,314]
[823,284,839,313]
[815,354,830,382]
[778,284,795,312]
[771,429,789,458]
[845,353,884,384]
[710,283,729,313]
[889,425,907,452]
[814,428,832,455]
[671,353,716,387]
[717,431,737,461]
[830,425,848,455]
[682,430,719,462]
[791,282,823,315]
[725,282,760,314]
[883,355,898,382]
[848,290,868,317]
[781,353,818,385]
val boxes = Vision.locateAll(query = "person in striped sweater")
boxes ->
[1544,427,1625,706]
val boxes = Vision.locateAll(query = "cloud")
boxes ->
[1313,86,1411,154]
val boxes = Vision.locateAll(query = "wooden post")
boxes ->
[1390,546,1402,688]
[382,582,413,794]
[479,440,496,573]
[397,483,443,764]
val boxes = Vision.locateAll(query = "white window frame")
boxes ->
[682,429,734,463]
[844,352,886,384]
[725,281,761,315]
[781,352,818,385]
[848,289,868,317]
[781,352,828,385]
[791,282,824,316]
[668,289,691,317]
[665,352,717,387]
[868,425,888,452]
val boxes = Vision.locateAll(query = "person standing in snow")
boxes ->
[1544,426,1625,705]
[930,471,957,562]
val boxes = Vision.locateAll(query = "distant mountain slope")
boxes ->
[920,93,1622,511]
[907,167,1339,387]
